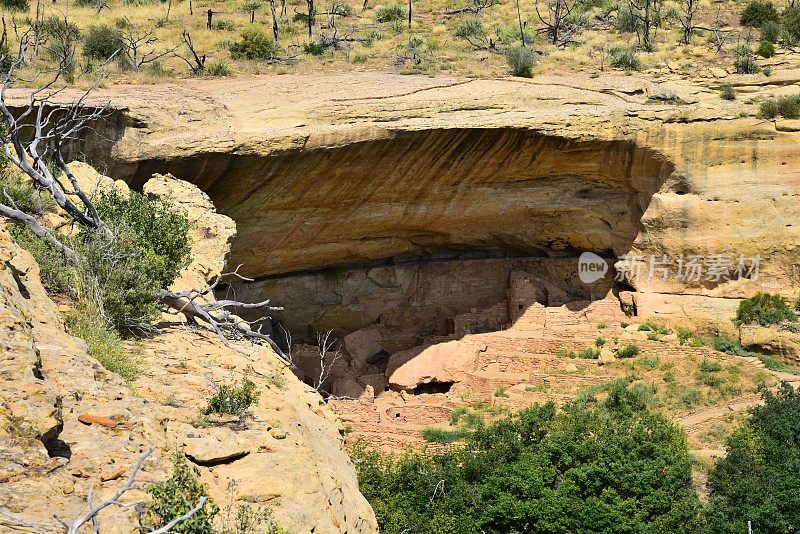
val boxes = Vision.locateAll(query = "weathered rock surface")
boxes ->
[0,188,376,532]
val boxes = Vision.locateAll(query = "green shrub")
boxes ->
[353,384,701,533]
[494,386,509,397]
[677,327,705,346]
[421,427,470,443]
[597,322,607,329]
[147,451,219,534]
[720,83,736,100]
[205,374,260,417]
[734,44,760,74]
[579,347,600,359]
[556,348,578,358]
[618,344,640,358]
[609,45,641,71]
[761,20,781,42]
[595,336,606,348]
[67,314,141,382]
[505,46,537,77]
[0,0,29,11]
[700,359,723,373]
[454,19,486,42]
[784,6,800,40]
[713,335,752,356]
[616,5,639,32]
[759,98,780,118]
[758,355,800,375]
[763,65,773,76]
[205,59,232,76]
[330,1,353,16]
[303,41,324,55]
[734,292,797,327]
[705,383,800,531]
[757,40,775,57]
[679,388,702,408]
[740,0,779,27]
[229,27,278,60]
[213,19,237,31]
[374,4,405,22]
[83,25,125,61]
[638,320,672,335]
[494,22,538,46]
[777,94,800,118]
[96,190,191,289]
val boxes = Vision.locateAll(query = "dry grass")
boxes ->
[2,0,790,83]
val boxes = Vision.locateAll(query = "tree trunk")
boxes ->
[516,0,525,46]
[270,0,279,42]
[307,0,313,37]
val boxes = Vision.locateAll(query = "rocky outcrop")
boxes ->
[0,174,376,532]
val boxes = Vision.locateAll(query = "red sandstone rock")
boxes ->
[77,413,118,428]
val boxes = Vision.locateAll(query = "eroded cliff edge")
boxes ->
[46,71,800,330]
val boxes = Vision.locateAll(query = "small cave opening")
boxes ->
[412,381,455,395]
[43,438,72,459]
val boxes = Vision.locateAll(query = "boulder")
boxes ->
[386,340,486,390]
[143,173,236,293]
[741,325,800,364]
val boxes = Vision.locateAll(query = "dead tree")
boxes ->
[535,0,575,44]
[628,0,654,49]
[54,447,206,534]
[122,23,178,70]
[679,0,699,45]
[313,330,342,394]
[269,0,279,42]
[158,265,290,362]
[515,0,527,46]
[306,0,315,37]
[179,30,205,74]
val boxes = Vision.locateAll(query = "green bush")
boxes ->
[756,40,775,57]
[83,25,125,61]
[638,320,672,334]
[618,343,640,358]
[229,27,278,60]
[616,4,639,32]
[740,0,779,27]
[505,46,536,77]
[205,374,260,417]
[213,19,237,31]
[374,4,405,22]
[0,0,29,11]
[579,347,600,359]
[761,20,780,42]
[713,335,753,356]
[494,22,538,46]
[205,59,232,76]
[353,384,701,533]
[720,83,736,100]
[734,292,797,327]
[421,426,470,443]
[303,41,324,55]
[609,45,641,71]
[67,314,141,382]
[734,44,760,74]
[759,98,780,118]
[705,383,800,532]
[763,65,773,76]
[454,19,486,42]
[783,6,800,40]
[777,93,800,118]
[147,451,219,534]
[96,190,191,289]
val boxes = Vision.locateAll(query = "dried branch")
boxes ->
[159,265,290,362]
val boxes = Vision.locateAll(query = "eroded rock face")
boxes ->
[0,177,376,532]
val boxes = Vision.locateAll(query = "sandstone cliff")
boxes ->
[0,175,377,532]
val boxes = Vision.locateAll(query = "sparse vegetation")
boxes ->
[756,40,775,57]
[618,343,641,358]
[720,83,736,100]
[205,373,260,417]
[608,45,641,71]
[66,314,142,382]
[734,44,760,74]
[147,451,220,534]
[638,321,672,335]
[505,45,537,77]
[374,4,406,22]
[734,292,797,327]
